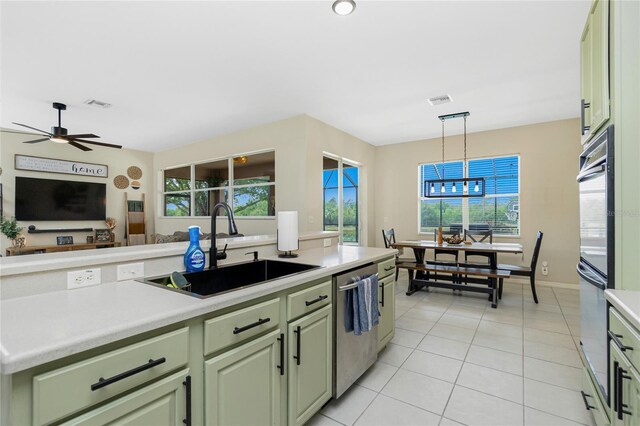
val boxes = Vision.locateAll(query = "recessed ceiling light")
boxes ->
[427,94,453,106]
[84,99,112,108]
[332,0,356,16]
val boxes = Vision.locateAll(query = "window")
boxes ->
[323,156,360,244]
[419,155,520,236]
[162,151,275,217]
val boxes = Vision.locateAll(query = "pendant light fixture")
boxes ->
[332,0,356,15]
[424,111,485,198]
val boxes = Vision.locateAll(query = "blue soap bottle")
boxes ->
[184,226,205,272]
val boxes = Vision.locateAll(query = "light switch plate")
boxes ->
[117,262,145,281]
[323,238,332,247]
[67,268,102,289]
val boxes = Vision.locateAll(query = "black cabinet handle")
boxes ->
[183,375,192,426]
[305,295,328,306]
[384,266,394,272]
[580,391,595,410]
[277,333,285,375]
[293,326,301,366]
[609,331,633,351]
[619,368,632,418]
[380,283,385,307]
[233,317,270,334]
[91,357,166,391]
[613,361,619,414]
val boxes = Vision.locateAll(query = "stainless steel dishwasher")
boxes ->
[333,263,379,398]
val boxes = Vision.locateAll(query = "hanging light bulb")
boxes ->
[463,181,468,193]
[452,182,457,193]
[430,182,435,194]
[441,182,446,193]
[474,180,479,193]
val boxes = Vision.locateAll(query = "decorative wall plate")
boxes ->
[127,166,142,179]
[113,175,129,189]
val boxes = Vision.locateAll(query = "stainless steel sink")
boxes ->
[138,259,322,298]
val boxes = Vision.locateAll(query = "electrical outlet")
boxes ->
[67,268,102,289]
[323,238,332,247]
[117,262,145,281]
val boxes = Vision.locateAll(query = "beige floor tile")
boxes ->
[524,407,587,426]
[306,413,344,426]
[524,317,571,335]
[567,322,580,336]
[395,317,437,334]
[381,369,453,415]
[429,323,476,343]
[417,334,471,360]
[465,345,523,375]
[524,357,582,390]
[395,306,410,319]
[354,394,441,426]
[482,310,524,326]
[377,343,413,367]
[438,313,481,330]
[523,327,577,350]
[524,379,593,424]
[477,320,523,339]
[524,341,582,368]
[473,331,523,355]
[456,362,523,403]
[321,385,377,426]
[439,417,466,426]
[402,308,444,322]
[524,310,565,322]
[445,305,486,319]
[444,386,524,426]
[356,361,398,392]
[413,300,451,314]
[402,349,463,383]
[390,328,425,348]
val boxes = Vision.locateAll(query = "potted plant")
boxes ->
[0,216,25,248]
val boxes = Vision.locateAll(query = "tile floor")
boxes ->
[309,275,594,426]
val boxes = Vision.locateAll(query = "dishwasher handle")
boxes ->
[337,273,378,292]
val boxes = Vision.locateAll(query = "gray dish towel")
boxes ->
[344,274,380,335]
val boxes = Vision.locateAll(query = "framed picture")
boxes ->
[56,236,73,245]
[95,229,111,242]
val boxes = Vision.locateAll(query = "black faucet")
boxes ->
[209,202,239,269]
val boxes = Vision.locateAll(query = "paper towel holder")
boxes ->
[277,229,299,258]
[277,211,299,258]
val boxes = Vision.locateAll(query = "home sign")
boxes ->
[15,155,108,178]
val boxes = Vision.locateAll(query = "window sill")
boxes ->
[159,216,275,220]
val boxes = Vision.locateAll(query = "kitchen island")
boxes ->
[0,244,396,425]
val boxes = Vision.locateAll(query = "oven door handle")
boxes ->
[577,263,606,290]
[577,164,606,183]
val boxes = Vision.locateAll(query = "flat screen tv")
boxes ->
[15,176,106,221]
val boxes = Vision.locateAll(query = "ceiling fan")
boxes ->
[2,102,122,151]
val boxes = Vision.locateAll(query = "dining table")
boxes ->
[390,240,524,302]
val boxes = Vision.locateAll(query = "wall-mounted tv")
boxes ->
[15,176,106,221]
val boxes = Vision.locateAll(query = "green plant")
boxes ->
[0,216,24,240]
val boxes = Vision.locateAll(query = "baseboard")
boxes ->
[508,277,579,290]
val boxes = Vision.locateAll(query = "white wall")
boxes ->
[0,132,154,251]
[374,119,582,285]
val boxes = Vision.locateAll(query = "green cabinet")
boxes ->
[287,304,333,426]
[581,0,610,143]
[204,329,284,426]
[377,275,395,351]
[61,370,190,426]
[626,368,640,426]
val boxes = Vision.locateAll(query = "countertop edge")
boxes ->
[605,289,640,331]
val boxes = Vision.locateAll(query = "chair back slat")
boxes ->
[464,229,493,243]
[530,231,544,270]
[382,228,397,248]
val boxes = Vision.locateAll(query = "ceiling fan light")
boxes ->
[332,0,356,15]
[50,136,67,144]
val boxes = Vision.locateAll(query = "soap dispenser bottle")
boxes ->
[184,225,205,272]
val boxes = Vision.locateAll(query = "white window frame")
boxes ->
[417,154,521,237]
[322,152,362,245]
[160,149,276,219]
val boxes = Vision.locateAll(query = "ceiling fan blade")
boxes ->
[68,141,92,151]
[11,122,52,135]
[23,138,50,144]
[64,133,100,139]
[1,129,46,136]
[70,138,122,149]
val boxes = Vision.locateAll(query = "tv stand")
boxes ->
[5,242,121,257]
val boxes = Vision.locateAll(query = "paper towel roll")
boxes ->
[277,211,299,252]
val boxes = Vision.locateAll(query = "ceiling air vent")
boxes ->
[84,99,112,108]
[427,94,453,106]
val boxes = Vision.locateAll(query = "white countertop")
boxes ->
[605,289,640,331]
[0,245,394,374]
[0,230,339,277]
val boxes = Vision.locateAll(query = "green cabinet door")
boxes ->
[589,0,610,134]
[625,367,640,426]
[610,342,634,425]
[60,369,190,425]
[580,12,592,140]
[377,276,395,352]
[204,329,284,426]
[288,304,332,426]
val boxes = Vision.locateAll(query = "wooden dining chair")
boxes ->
[382,228,414,281]
[498,231,544,303]
[463,229,493,265]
